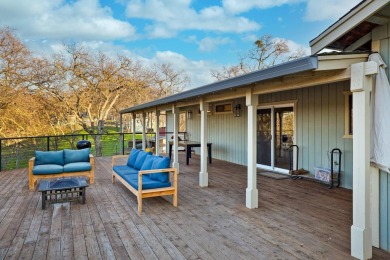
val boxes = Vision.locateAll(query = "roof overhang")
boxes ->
[120,56,318,114]
[310,0,390,54]
[120,53,369,114]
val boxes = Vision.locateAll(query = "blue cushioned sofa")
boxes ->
[112,149,178,213]
[28,148,95,191]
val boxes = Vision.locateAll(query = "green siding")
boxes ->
[260,82,353,188]
[379,23,390,253]
[187,82,353,188]
[381,38,389,79]
[380,170,390,251]
[186,98,248,165]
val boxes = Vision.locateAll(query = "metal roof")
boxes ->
[120,56,318,114]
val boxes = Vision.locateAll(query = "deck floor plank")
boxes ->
[0,155,389,259]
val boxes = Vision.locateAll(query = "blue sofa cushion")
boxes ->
[139,154,156,178]
[63,162,92,173]
[33,164,64,175]
[127,149,140,167]
[34,150,64,166]
[64,148,90,164]
[150,156,170,183]
[113,165,138,177]
[123,174,171,190]
[134,150,152,170]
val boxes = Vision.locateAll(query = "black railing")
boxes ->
[0,132,187,172]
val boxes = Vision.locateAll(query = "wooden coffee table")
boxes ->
[38,177,89,209]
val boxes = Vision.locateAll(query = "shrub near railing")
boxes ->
[0,133,155,171]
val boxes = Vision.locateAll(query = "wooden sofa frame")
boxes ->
[112,155,178,213]
[28,154,95,191]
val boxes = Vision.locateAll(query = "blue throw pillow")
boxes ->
[140,155,156,171]
[150,156,171,183]
[134,150,152,170]
[64,148,90,164]
[34,150,64,166]
[127,149,141,167]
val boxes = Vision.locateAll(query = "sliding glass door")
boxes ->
[257,104,295,172]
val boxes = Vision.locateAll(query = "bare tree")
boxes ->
[211,34,306,81]
[150,63,190,97]
[38,45,149,155]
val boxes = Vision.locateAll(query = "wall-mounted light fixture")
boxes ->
[187,110,193,119]
[234,104,241,117]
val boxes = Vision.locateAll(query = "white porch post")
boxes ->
[199,99,208,187]
[132,112,136,149]
[155,109,160,156]
[142,112,146,150]
[246,89,258,209]
[172,105,180,170]
[350,61,378,260]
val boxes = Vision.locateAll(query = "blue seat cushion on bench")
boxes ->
[139,155,156,177]
[134,150,152,170]
[123,174,171,190]
[127,149,140,167]
[64,148,90,164]
[64,162,92,173]
[149,156,170,183]
[34,150,64,166]
[33,164,64,175]
[113,165,138,177]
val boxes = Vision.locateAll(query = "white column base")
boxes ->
[199,171,208,187]
[351,225,372,260]
[246,188,258,209]
[172,162,180,172]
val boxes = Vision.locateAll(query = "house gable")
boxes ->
[310,0,390,54]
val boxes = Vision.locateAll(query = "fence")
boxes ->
[0,132,186,171]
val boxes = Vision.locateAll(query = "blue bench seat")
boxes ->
[112,149,178,213]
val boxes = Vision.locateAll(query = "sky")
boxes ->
[0,0,361,88]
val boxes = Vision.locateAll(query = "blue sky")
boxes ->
[0,0,361,88]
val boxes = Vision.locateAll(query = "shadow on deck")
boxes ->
[0,155,389,259]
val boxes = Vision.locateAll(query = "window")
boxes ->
[214,102,233,114]
[344,91,353,138]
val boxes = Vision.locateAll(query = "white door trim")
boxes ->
[257,100,297,173]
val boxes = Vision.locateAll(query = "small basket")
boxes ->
[314,167,338,182]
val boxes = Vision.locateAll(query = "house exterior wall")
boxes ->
[259,81,353,189]
[377,21,390,253]
[186,98,248,166]
[380,170,390,251]
[186,81,353,189]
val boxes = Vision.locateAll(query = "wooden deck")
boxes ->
[1,155,389,259]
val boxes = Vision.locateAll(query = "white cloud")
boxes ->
[282,38,310,55]
[304,0,361,21]
[149,51,218,88]
[125,0,260,38]
[0,0,136,41]
[222,0,303,14]
[197,37,231,52]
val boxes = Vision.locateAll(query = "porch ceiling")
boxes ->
[310,0,390,54]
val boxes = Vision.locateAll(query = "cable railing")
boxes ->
[0,132,187,171]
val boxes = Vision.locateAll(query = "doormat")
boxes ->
[257,171,290,180]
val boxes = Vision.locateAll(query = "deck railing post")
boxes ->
[0,139,2,172]
[47,136,50,151]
